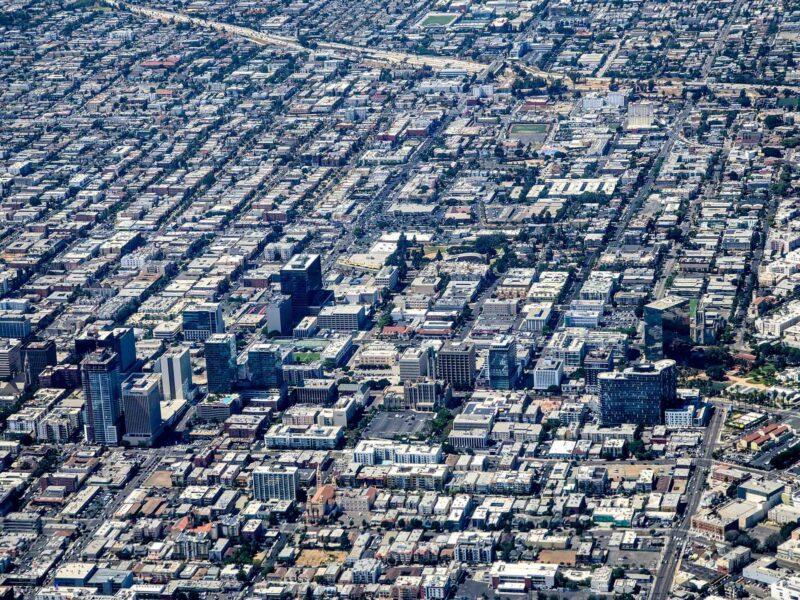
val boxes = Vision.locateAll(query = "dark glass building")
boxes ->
[247,343,283,388]
[81,351,123,445]
[280,254,323,320]
[75,327,137,373]
[598,359,677,426]
[23,339,57,385]
[643,296,691,361]
[488,336,517,390]
[182,302,225,342]
[204,333,237,394]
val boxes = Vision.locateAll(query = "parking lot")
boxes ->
[363,411,432,440]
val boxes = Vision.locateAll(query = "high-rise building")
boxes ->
[643,296,692,361]
[399,347,431,382]
[488,336,517,390]
[0,338,22,380]
[436,341,476,391]
[75,327,137,373]
[121,373,164,446]
[262,294,292,336]
[205,334,237,394]
[248,343,283,388]
[316,305,366,331]
[0,312,31,340]
[23,339,57,385]
[81,351,123,445]
[159,346,194,402]
[583,347,614,391]
[598,360,677,426]
[182,302,225,342]
[252,465,299,501]
[626,101,654,129]
[280,254,322,320]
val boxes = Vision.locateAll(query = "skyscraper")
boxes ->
[247,343,283,388]
[159,345,194,401]
[280,254,322,320]
[182,302,225,342]
[583,347,614,392]
[121,373,164,446]
[643,296,692,361]
[598,360,677,426]
[75,327,137,373]
[82,351,123,445]
[436,341,476,391]
[204,333,237,394]
[488,336,517,390]
[252,465,299,501]
[23,339,57,385]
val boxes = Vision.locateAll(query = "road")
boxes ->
[699,0,747,81]
[650,405,725,600]
[104,0,486,74]
[102,0,800,98]
[612,103,692,247]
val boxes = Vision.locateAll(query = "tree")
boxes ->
[764,114,783,130]
[738,89,751,108]
[762,533,784,553]
[780,521,798,539]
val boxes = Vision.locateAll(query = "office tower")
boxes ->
[399,347,430,382]
[583,347,614,391]
[248,343,283,388]
[598,360,678,426]
[280,254,322,320]
[436,341,476,391]
[316,305,366,331]
[403,378,447,412]
[75,327,137,373]
[159,346,194,401]
[81,351,123,445]
[532,357,563,390]
[264,293,292,335]
[23,339,57,385]
[643,296,691,361]
[121,373,163,446]
[0,312,31,340]
[252,465,299,501]
[204,333,237,394]
[0,339,22,380]
[488,336,517,390]
[182,302,225,342]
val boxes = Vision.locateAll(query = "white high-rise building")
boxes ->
[626,101,654,130]
[159,346,194,401]
[252,466,299,501]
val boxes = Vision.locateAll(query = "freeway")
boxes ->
[650,405,726,600]
[107,0,800,95]
[104,0,486,74]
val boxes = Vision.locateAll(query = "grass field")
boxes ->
[510,123,549,135]
[294,351,320,364]
[419,12,459,27]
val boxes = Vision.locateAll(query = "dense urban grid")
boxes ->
[1,0,800,599]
